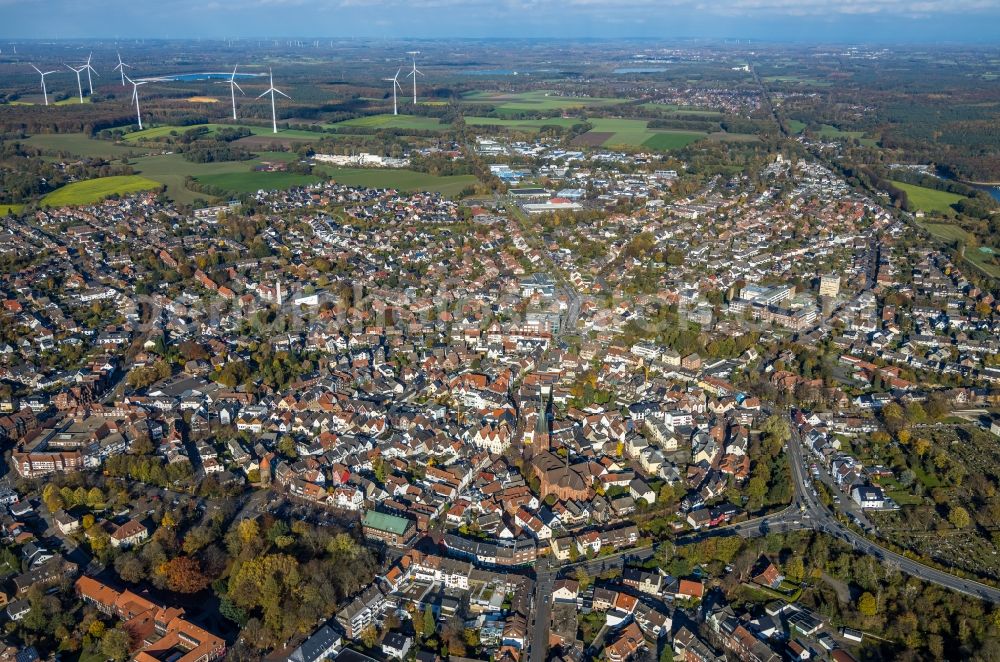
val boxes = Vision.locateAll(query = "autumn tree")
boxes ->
[101,627,133,662]
[42,484,64,513]
[948,505,971,529]
[114,553,145,584]
[162,556,211,593]
[858,591,878,617]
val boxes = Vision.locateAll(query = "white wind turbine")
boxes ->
[257,67,289,134]
[126,75,149,130]
[66,64,85,103]
[113,52,131,87]
[227,64,245,120]
[82,53,99,95]
[30,64,58,106]
[405,51,423,104]
[383,68,403,116]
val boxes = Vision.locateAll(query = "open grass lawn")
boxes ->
[887,490,924,506]
[314,167,476,197]
[0,204,24,215]
[920,221,973,243]
[787,119,806,134]
[893,181,965,214]
[41,175,161,207]
[23,133,152,159]
[463,116,583,131]
[195,171,322,194]
[921,222,1000,278]
[328,114,449,131]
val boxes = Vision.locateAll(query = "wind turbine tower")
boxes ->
[257,68,290,134]
[66,64,85,103]
[30,64,58,106]
[405,51,423,104]
[126,76,149,130]
[228,64,245,120]
[82,53,99,95]
[383,68,403,115]
[113,52,131,87]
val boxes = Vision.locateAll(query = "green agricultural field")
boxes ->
[41,175,161,207]
[195,171,322,195]
[329,114,449,131]
[128,153,258,205]
[706,132,760,143]
[463,116,583,131]
[0,204,24,216]
[54,96,92,106]
[892,181,965,214]
[23,133,152,159]
[315,167,477,197]
[574,118,706,151]
[642,131,707,150]
[463,90,627,112]
[123,123,327,143]
[818,124,864,140]
[639,102,722,118]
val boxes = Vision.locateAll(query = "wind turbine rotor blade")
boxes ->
[233,81,245,95]
[257,89,271,99]
[30,64,42,74]
[274,88,290,99]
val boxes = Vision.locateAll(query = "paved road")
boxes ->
[784,420,1000,602]
[679,413,1000,604]
[528,560,556,662]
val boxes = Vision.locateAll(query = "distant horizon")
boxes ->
[2,0,999,45]
[1,36,999,46]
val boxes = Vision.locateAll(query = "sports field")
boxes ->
[329,114,449,131]
[891,181,965,214]
[464,116,583,131]
[40,175,161,207]
[572,118,705,151]
[315,167,476,197]
[195,171,322,194]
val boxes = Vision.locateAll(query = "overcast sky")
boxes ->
[3,0,999,42]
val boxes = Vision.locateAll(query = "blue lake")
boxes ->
[614,67,667,73]
[160,72,263,81]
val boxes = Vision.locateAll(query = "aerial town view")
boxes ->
[0,2,999,662]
